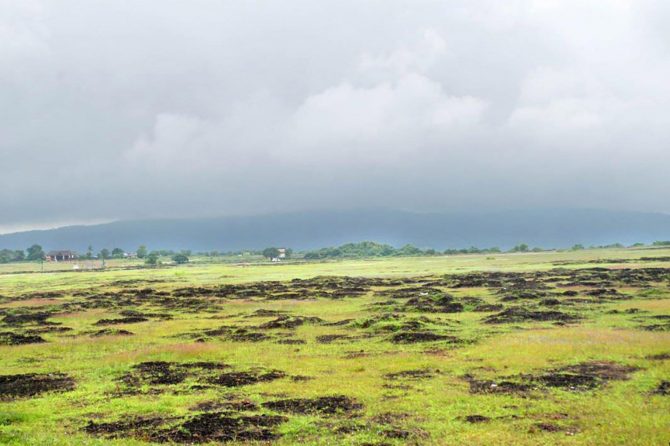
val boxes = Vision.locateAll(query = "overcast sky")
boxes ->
[1,0,669,233]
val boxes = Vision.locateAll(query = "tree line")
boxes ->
[2,240,669,265]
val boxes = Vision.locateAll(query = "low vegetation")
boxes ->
[0,246,668,445]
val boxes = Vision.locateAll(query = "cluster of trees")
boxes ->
[2,239,670,266]
[303,241,434,259]
[303,241,557,259]
[0,245,45,263]
[444,246,502,255]
[0,249,25,263]
[261,247,293,259]
[143,249,190,266]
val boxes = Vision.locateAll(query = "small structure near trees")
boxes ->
[46,250,77,262]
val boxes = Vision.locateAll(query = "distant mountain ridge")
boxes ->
[1,209,669,252]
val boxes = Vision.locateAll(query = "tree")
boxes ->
[172,253,189,264]
[14,250,25,261]
[137,245,148,259]
[26,244,45,261]
[510,243,529,253]
[86,245,93,259]
[145,251,160,266]
[111,248,125,258]
[571,244,585,251]
[99,248,110,259]
[262,247,280,259]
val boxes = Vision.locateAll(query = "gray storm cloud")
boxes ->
[1,0,669,232]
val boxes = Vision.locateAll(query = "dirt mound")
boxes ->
[316,334,353,344]
[191,399,259,412]
[90,329,134,337]
[403,294,464,313]
[85,412,287,443]
[276,338,306,345]
[473,304,504,312]
[646,352,670,360]
[245,309,287,318]
[117,361,237,393]
[463,415,491,423]
[126,361,189,385]
[652,381,669,395]
[466,361,637,395]
[465,376,535,395]
[0,331,46,345]
[639,320,670,331]
[208,370,285,387]
[159,412,286,443]
[390,331,458,344]
[258,316,323,329]
[483,307,579,324]
[94,316,148,326]
[84,416,169,436]
[2,312,53,325]
[385,368,436,380]
[0,373,75,399]
[226,330,271,342]
[263,395,362,416]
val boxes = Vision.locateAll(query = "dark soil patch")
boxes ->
[324,319,354,326]
[208,370,285,387]
[316,334,353,344]
[117,361,234,393]
[2,312,53,325]
[652,381,669,395]
[0,331,46,345]
[263,395,363,416]
[473,304,504,312]
[94,316,148,326]
[535,361,638,391]
[465,376,535,395]
[258,316,323,329]
[276,338,306,345]
[403,294,464,313]
[85,412,286,443]
[90,329,133,337]
[125,361,189,385]
[390,331,458,344]
[639,321,670,331]
[159,412,286,443]
[466,361,638,395]
[385,368,437,381]
[0,373,75,399]
[531,422,562,432]
[483,307,579,324]
[646,352,670,360]
[463,414,491,423]
[84,416,169,436]
[191,399,259,412]
[227,330,271,342]
[245,309,287,318]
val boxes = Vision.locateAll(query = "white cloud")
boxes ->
[1,0,669,227]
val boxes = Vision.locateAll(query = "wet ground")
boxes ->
[0,255,669,445]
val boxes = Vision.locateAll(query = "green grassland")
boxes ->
[1,247,669,445]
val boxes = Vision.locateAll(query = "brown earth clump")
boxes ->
[263,395,363,416]
[0,373,75,399]
[0,331,46,345]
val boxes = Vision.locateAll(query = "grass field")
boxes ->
[1,248,669,445]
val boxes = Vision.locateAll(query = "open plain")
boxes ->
[1,247,669,445]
